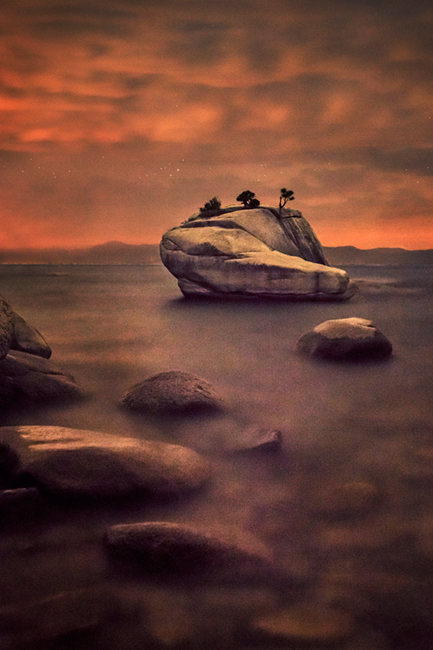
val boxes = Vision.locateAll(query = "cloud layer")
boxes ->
[0,0,432,248]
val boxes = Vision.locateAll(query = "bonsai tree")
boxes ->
[236,190,261,209]
[199,196,221,213]
[279,188,295,214]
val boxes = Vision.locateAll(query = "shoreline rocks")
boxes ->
[160,205,357,301]
[0,293,85,406]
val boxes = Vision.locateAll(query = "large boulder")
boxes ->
[296,317,393,360]
[0,425,211,499]
[121,370,223,415]
[160,206,356,301]
[0,350,85,405]
[104,521,273,581]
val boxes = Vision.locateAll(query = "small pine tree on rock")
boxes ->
[236,190,261,209]
[279,188,295,214]
[199,197,221,213]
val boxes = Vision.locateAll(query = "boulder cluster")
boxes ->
[0,224,398,648]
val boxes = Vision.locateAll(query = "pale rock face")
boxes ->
[296,317,393,359]
[160,206,356,300]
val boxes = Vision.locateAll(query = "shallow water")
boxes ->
[1,263,433,649]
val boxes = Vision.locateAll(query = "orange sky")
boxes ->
[0,0,432,250]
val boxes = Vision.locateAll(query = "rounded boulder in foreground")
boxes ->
[121,370,223,414]
[0,426,211,499]
[296,317,392,360]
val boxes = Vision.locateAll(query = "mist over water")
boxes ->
[1,263,433,649]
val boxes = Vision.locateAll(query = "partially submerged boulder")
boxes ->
[249,604,355,645]
[296,317,393,360]
[0,294,84,405]
[225,427,283,454]
[0,295,51,360]
[121,370,223,415]
[0,426,211,498]
[104,521,273,580]
[160,205,356,301]
[9,311,52,359]
[0,350,85,405]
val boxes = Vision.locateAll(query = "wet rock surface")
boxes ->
[121,370,223,414]
[0,425,211,498]
[296,317,393,360]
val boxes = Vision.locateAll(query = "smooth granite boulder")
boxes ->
[160,205,356,300]
[121,370,223,415]
[0,426,211,498]
[105,521,273,580]
[296,317,393,360]
[0,350,85,405]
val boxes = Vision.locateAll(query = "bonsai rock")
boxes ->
[160,205,356,301]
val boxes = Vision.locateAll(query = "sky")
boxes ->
[0,0,432,250]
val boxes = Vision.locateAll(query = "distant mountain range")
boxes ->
[0,241,161,265]
[323,246,433,266]
[0,241,432,266]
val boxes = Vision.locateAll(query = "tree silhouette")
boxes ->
[236,190,261,208]
[199,196,221,213]
[279,188,295,214]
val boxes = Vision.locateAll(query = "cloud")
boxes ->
[0,0,432,248]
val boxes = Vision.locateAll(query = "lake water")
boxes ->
[1,263,433,649]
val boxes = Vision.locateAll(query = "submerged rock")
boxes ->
[296,317,393,360]
[0,426,211,498]
[121,370,223,415]
[160,205,356,300]
[0,350,85,405]
[225,426,283,454]
[249,604,355,644]
[311,481,381,520]
[0,487,45,524]
[0,588,105,648]
[105,521,273,581]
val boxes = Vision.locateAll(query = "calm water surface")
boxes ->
[1,264,433,649]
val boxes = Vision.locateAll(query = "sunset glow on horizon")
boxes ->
[0,0,432,250]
